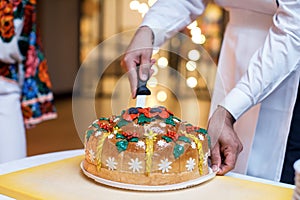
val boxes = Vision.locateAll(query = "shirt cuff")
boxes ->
[219,87,254,120]
[140,22,166,47]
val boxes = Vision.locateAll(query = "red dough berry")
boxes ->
[122,131,138,140]
[98,122,113,132]
[166,130,178,141]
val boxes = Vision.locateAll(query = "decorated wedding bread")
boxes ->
[82,106,210,186]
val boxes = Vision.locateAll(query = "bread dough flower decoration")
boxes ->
[115,131,139,152]
[120,106,178,127]
[186,124,207,134]
[161,129,193,159]
[121,107,172,121]
[185,124,210,147]
[85,120,113,141]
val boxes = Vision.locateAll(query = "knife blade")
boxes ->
[136,95,147,108]
[135,65,151,107]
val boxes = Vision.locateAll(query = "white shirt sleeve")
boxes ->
[219,0,300,119]
[141,0,208,47]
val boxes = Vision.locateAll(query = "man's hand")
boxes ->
[121,26,155,98]
[208,106,243,175]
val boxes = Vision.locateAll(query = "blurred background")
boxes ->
[27,0,227,156]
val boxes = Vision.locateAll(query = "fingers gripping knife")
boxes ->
[135,65,151,107]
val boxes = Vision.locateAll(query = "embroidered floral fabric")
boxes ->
[0,0,56,128]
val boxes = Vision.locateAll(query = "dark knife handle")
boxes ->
[136,65,151,95]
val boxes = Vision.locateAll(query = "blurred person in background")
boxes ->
[121,0,300,184]
[0,0,56,163]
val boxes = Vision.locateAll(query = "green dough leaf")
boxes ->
[116,140,128,152]
[117,119,129,128]
[162,135,173,143]
[195,128,207,134]
[173,144,184,159]
[116,133,126,139]
[86,130,94,141]
[137,114,152,124]
[165,116,175,126]
[129,137,139,142]
[92,123,100,129]
[178,136,191,143]
[99,117,109,121]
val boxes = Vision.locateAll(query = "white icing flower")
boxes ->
[95,130,102,137]
[88,149,96,162]
[136,141,146,149]
[198,134,204,141]
[159,122,166,127]
[106,157,118,170]
[133,123,139,127]
[186,157,196,172]
[157,140,166,147]
[107,134,114,139]
[203,152,209,166]
[158,158,172,173]
[128,158,143,173]
[191,142,196,149]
